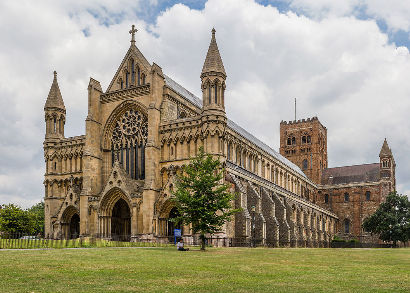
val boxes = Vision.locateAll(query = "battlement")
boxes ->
[280,116,319,125]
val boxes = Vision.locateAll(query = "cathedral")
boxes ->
[43,26,396,246]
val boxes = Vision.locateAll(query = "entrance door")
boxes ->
[167,207,182,241]
[111,198,131,241]
[69,214,80,239]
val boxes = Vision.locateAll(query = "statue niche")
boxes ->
[111,108,148,180]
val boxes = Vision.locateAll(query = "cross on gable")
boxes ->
[129,25,137,45]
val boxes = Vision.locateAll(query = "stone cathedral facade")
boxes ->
[43,26,395,246]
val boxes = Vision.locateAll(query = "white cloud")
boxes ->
[286,0,410,32]
[0,0,409,207]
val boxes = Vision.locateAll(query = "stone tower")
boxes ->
[44,71,66,140]
[379,138,396,196]
[279,117,327,184]
[44,71,67,237]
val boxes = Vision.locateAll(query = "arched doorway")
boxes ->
[167,207,183,241]
[111,198,131,241]
[69,214,80,239]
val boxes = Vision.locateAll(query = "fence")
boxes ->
[330,241,393,248]
[1,232,396,249]
[0,232,173,249]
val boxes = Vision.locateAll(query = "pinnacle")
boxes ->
[201,28,226,78]
[45,71,65,110]
[379,138,392,157]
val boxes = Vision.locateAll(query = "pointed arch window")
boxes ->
[141,74,146,85]
[137,67,141,86]
[131,59,135,85]
[111,108,148,180]
[208,85,211,105]
[53,117,57,133]
[125,71,129,88]
[214,83,218,104]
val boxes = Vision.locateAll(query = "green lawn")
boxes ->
[0,247,409,292]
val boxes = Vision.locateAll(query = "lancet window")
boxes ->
[131,60,135,84]
[111,109,148,180]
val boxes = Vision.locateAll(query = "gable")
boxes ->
[106,44,152,93]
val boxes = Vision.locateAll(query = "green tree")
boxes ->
[27,202,45,235]
[0,202,45,236]
[172,147,240,250]
[0,204,31,235]
[362,192,410,247]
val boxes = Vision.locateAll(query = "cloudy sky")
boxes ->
[0,0,409,208]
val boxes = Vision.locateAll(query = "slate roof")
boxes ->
[164,75,307,178]
[321,163,380,185]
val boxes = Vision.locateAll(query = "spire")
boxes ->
[201,28,226,78]
[379,138,392,157]
[44,71,65,110]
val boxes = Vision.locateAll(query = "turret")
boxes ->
[379,138,396,190]
[201,28,226,114]
[44,71,66,139]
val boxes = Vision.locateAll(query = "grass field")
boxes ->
[0,247,409,292]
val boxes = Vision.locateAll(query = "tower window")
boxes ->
[365,191,370,201]
[344,219,350,234]
[214,84,218,103]
[54,162,57,170]
[287,136,296,146]
[302,135,311,144]
[324,194,329,203]
[208,86,211,104]
[126,72,129,88]
[344,192,349,202]
[302,159,308,170]
[53,118,57,133]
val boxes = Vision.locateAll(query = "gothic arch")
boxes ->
[61,205,79,224]
[99,187,132,217]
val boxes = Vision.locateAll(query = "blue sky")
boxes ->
[0,0,409,208]
[131,0,410,48]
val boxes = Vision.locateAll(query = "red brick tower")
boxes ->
[279,117,327,184]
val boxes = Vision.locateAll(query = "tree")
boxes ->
[362,192,410,247]
[27,202,45,235]
[0,202,45,236]
[172,147,240,250]
[0,204,31,235]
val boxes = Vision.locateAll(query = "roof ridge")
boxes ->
[325,162,379,170]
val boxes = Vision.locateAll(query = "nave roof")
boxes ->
[163,75,307,178]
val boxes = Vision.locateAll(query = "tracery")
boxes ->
[111,108,148,179]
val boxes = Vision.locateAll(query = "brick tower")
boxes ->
[279,117,327,184]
